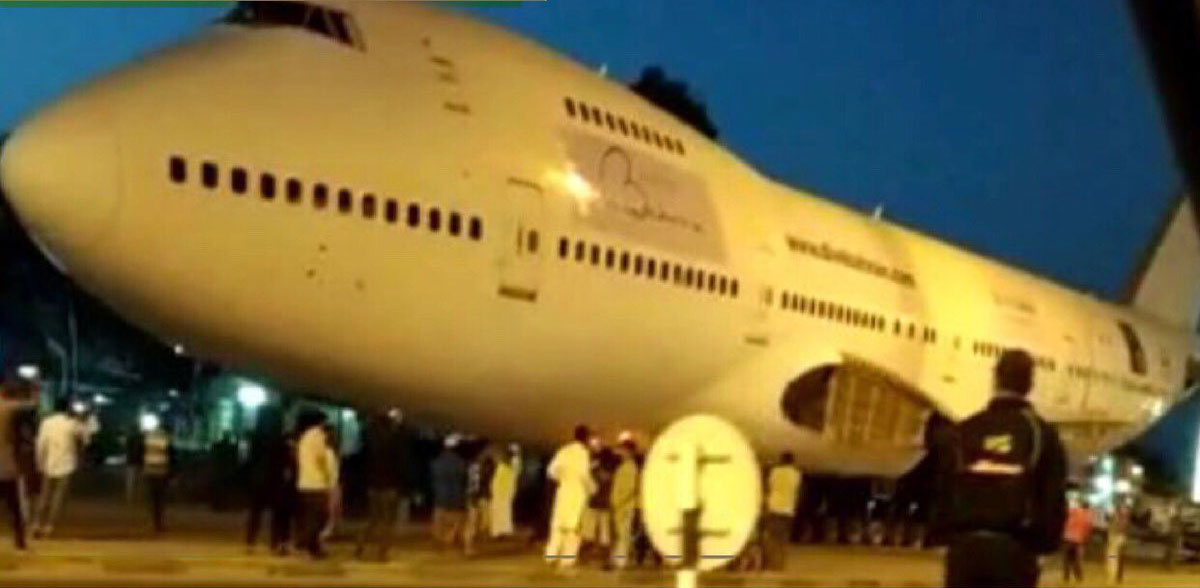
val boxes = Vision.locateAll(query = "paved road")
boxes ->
[0,499,1197,586]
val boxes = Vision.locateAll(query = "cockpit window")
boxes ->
[223,1,364,50]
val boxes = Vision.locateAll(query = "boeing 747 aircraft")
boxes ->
[1,2,1195,474]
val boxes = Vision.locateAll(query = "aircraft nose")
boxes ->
[0,95,120,259]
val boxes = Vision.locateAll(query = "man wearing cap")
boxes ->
[932,348,1067,588]
[545,424,595,570]
[431,434,468,552]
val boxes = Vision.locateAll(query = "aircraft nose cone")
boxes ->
[0,96,119,261]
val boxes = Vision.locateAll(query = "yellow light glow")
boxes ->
[545,165,598,213]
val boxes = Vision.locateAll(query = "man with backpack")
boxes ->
[932,348,1067,588]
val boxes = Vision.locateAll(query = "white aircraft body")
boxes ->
[2,2,1197,474]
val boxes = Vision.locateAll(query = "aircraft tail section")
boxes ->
[1126,193,1200,329]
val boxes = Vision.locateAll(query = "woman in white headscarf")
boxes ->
[490,444,520,538]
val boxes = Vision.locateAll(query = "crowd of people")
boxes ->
[0,350,1180,588]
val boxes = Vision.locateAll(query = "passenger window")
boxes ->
[660,260,670,281]
[384,199,398,223]
[558,238,569,259]
[406,203,420,227]
[591,106,602,124]
[694,270,705,290]
[641,125,653,143]
[575,241,586,262]
[605,112,616,131]
[653,132,663,148]
[286,178,302,204]
[618,118,628,135]
[647,258,657,277]
[908,324,916,339]
[362,194,377,219]
[620,251,630,273]
[338,189,353,214]
[231,167,248,194]
[673,265,683,284]
[313,183,329,209]
[676,139,686,155]
[580,103,591,123]
[448,212,462,235]
[707,274,716,292]
[469,217,482,240]
[718,276,728,295]
[428,208,441,232]
[202,162,219,188]
[605,248,615,269]
[590,244,601,265]
[731,279,739,297]
[631,124,642,141]
[564,98,576,117]
[169,156,186,183]
[527,230,539,252]
[634,255,644,275]
[260,173,276,200]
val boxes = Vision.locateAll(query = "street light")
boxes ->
[139,412,160,432]
[16,364,39,380]
[237,382,267,409]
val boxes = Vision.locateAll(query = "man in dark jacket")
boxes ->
[245,405,290,554]
[355,409,409,562]
[0,374,37,550]
[932,348,1067,588]
[430,434,467,552]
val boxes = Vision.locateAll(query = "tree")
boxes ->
[629,66,719,140]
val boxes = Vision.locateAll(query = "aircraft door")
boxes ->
[496,177,545,302]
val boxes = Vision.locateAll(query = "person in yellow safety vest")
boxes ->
[141,416,172,534]
[609,433,640,570]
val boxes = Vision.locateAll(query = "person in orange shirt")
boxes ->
[1062,495,1093,585]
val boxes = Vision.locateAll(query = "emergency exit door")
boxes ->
[496,177,545,302]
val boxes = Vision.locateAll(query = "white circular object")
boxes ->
[641,414,762,572]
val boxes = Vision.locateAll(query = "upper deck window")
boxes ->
[223,1,364,50]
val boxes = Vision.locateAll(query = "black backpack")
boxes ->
[947,408,1043,538]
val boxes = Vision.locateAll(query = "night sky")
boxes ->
[0,2,1191,469]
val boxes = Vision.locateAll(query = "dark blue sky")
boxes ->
[0,2,1181,298]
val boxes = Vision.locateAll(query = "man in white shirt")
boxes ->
[545,425,595,571]
[763,451,801,571]
[295,411,337,559]
[32,398,88,538]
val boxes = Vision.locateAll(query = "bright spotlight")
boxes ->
[172,344,185,356]
[139,412,160,432]
[16,364,39,380]
[237,383,267,408]
[93,394,111,406]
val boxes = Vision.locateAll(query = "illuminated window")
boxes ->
[313,183,329,209]
[362,194,377,219]
[169,156,186,183]
[260,173,276,200]
[231,167,248,194]
[448,212,461,236]
[286,178,302,204]
[406,203,420,227]
[384,199,398,223]
[338,188,353,214]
